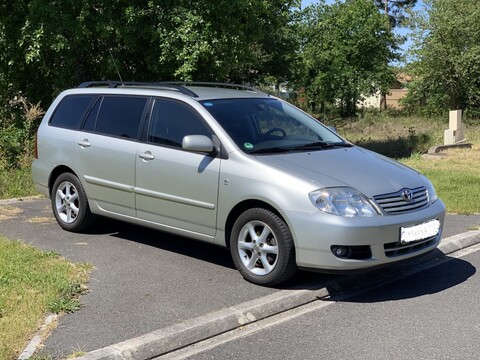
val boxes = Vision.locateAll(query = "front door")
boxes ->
[135,99,220,238]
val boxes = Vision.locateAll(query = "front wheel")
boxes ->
[51,173,94,232]
[230,208,297,286]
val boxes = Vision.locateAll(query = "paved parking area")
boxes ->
[0,198,333,357]
[0,198,479,358]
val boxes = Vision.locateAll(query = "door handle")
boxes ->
[77,139,91,148]
[139,152,155,161]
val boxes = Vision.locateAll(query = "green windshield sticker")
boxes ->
[244,142,254,149]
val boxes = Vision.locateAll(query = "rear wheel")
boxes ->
[230,208,297,286]
[51,173,94,232]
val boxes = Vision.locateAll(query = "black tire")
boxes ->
[230,208,297,286]
[51,173,95,232]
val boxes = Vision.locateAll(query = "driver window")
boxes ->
[148,99,211,148]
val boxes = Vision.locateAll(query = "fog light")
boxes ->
[331,245,372,260]
[331,246,352,258]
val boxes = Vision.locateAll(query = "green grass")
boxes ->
[0,237,90,360]
[400,145,480,214]
[0,165,38,199]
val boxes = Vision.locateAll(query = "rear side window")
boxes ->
[49,95,96,129]
[94,96,147,139]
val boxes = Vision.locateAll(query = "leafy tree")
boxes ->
[404,0,480,116]
[0,0,299,106]
[298,0,396,117]
[374,0,417,28]
[373,0,417,110]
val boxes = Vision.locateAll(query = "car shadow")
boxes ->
[311,249,476,302]
[334,256,476,303]
[276,249,476,298]
[88,217,237,270]
[86,218,475,297]
[86,217,340,286]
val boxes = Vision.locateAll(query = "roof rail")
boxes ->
[77,81,268,97]
[77,81,198,97]
[158,81,268,96]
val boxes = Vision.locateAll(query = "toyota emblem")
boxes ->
[402,189,414,202]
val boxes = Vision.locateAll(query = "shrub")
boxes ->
[0,96,44,169]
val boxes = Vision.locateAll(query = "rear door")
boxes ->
[74,95,148,216]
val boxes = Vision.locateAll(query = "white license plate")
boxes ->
[400,219,440,245]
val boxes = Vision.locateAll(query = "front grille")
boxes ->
[384,235,439,258]
[373,187,428,215]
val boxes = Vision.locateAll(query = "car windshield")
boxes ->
[200,98,349,154]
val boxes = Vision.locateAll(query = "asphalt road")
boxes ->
[0,198,479,358]
[176,243,480,360]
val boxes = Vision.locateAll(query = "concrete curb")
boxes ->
[428,143,472,154]
[70,230,480,360]
[18,315,57,360]
[74,290,320,360]
[438,230,480,255]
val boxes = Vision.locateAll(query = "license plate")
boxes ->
[400,219,440,245]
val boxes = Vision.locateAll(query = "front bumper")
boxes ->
[286,199,446,271]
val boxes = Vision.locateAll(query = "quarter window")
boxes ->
[148,100,211,148]
[49,95,96,129]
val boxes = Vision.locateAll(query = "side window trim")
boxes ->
[139,97,154,142]
[80,96,102,132]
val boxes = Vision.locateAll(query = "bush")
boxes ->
[0,96,44,169]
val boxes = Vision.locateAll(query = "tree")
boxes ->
[374,0,417,28]
[404,0,480,116]
[0,0,299,106]
[373,0,417,110]
[298,0,396,117]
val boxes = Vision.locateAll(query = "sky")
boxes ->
[300,0,425,10]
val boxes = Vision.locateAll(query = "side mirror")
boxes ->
[182,135,215,153]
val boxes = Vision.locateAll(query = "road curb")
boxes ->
[438,230,480,255]
[74,290,320,360]
[68,230,480,360]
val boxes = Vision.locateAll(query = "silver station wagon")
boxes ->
[32,82,446,286]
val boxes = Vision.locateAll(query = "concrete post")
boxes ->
[444,110,465,145]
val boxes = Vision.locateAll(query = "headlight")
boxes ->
[422,176,439,204]
[309,187,378,217]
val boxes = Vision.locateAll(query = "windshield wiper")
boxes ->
[249,147,294,154]
[291,141,352,150]
[249,142,352,154]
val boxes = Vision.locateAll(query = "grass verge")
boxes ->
[400,145,480,214]
[0,236,90,360]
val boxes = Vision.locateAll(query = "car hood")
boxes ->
[255,146,425,197]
